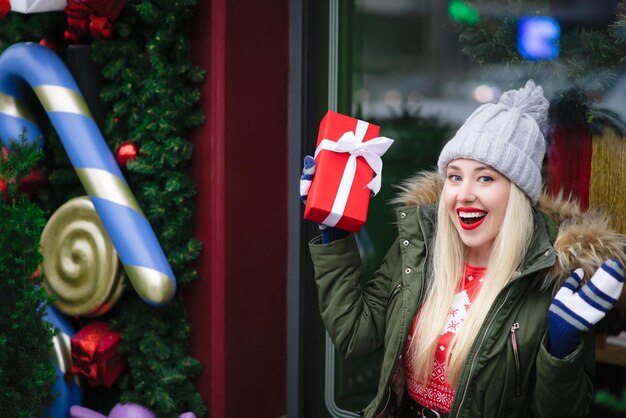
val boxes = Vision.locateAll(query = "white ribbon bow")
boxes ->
[313,119,394,227]
[10,0,67,14]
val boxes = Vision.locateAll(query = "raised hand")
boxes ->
[300,155,316,204]
[299,155,349,243]
[548,258,625,358]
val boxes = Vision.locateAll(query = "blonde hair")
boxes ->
[408,183,534,386]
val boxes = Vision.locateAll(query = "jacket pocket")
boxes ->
[386,283,403,309]
[510,322,522,397]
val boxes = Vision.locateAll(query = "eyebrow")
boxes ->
[447,164,494,172]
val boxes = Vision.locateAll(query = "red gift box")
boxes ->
[70,321,126,387]
[304,111,393,232]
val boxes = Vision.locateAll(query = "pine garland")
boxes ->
[457,1,626,92]
[457,0,535,65]
[95,2,206,413]
[0,1,206,416]
[0,12,66,47]
[93,1,206,415]
[455,1,626,142]
[0,137,55,417]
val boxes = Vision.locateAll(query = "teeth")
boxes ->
[459,212,486,218]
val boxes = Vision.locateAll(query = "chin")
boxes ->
[459,237,482,249]
[456,229,490,251]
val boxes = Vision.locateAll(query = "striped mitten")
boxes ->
[548,258,624,358]
[299,155,349,244]
[299,155,316,204]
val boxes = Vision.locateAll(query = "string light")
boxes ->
[448,0,480,25]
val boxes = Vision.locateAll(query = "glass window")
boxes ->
[302,1,626,416]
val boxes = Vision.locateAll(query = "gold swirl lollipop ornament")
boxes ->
[40,196,124,317]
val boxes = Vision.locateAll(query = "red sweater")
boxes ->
[404,264,486,413]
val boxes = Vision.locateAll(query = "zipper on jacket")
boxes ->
[386,283,403,308]
[375,387,392,418]
[451,286,514,417]
[510,322,522,397]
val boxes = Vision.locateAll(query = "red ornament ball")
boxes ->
[20,169,48,199]
[39,38,56,49]
[0,147,48,199]
[116,142,138,168]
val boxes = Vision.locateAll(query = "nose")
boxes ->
[457,180,475,202]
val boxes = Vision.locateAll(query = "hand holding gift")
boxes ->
[300,155,350,243]
[303,111,394,232]
[299,155,316,205]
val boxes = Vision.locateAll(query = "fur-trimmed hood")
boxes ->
[393,171,626,292]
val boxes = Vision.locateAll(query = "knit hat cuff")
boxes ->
[437,136,542,204]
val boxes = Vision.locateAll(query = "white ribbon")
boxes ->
[314,119,394,227]
[10,0,67,13]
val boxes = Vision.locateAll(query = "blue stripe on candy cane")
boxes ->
[0,43,82,91]
[90,196,176,282]
[0,74,31,100]
[0,43,178,307]
[0,114,43,146]
[47,112,124,176]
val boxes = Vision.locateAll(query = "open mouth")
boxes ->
[457,208,487,230]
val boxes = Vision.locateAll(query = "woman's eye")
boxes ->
[448,174,461,182]
[478,176,494,183]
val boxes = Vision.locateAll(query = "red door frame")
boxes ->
[187,1,289,417]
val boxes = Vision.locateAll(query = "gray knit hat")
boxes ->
[437,80,549,204]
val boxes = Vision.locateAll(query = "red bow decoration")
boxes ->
[70,321,127,387]
[64,0,126,43]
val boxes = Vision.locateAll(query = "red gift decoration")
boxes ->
[304,111,394,232]
[0,1,10,19]
[65,0,126,43]
[70,321,126,387]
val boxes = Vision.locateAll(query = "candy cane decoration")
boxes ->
[0,42,176,305]
[43,305,83,418]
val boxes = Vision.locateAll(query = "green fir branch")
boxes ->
[457,2,626,128]
[91,0,206,416]
[0,137,54,417]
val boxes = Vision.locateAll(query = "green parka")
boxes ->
[309,172,625,418]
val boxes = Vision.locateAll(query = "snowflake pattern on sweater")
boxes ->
[404,264,486,413]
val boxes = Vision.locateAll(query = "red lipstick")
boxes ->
[457,207,487,231]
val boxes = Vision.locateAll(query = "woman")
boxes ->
[303,81,626,418]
